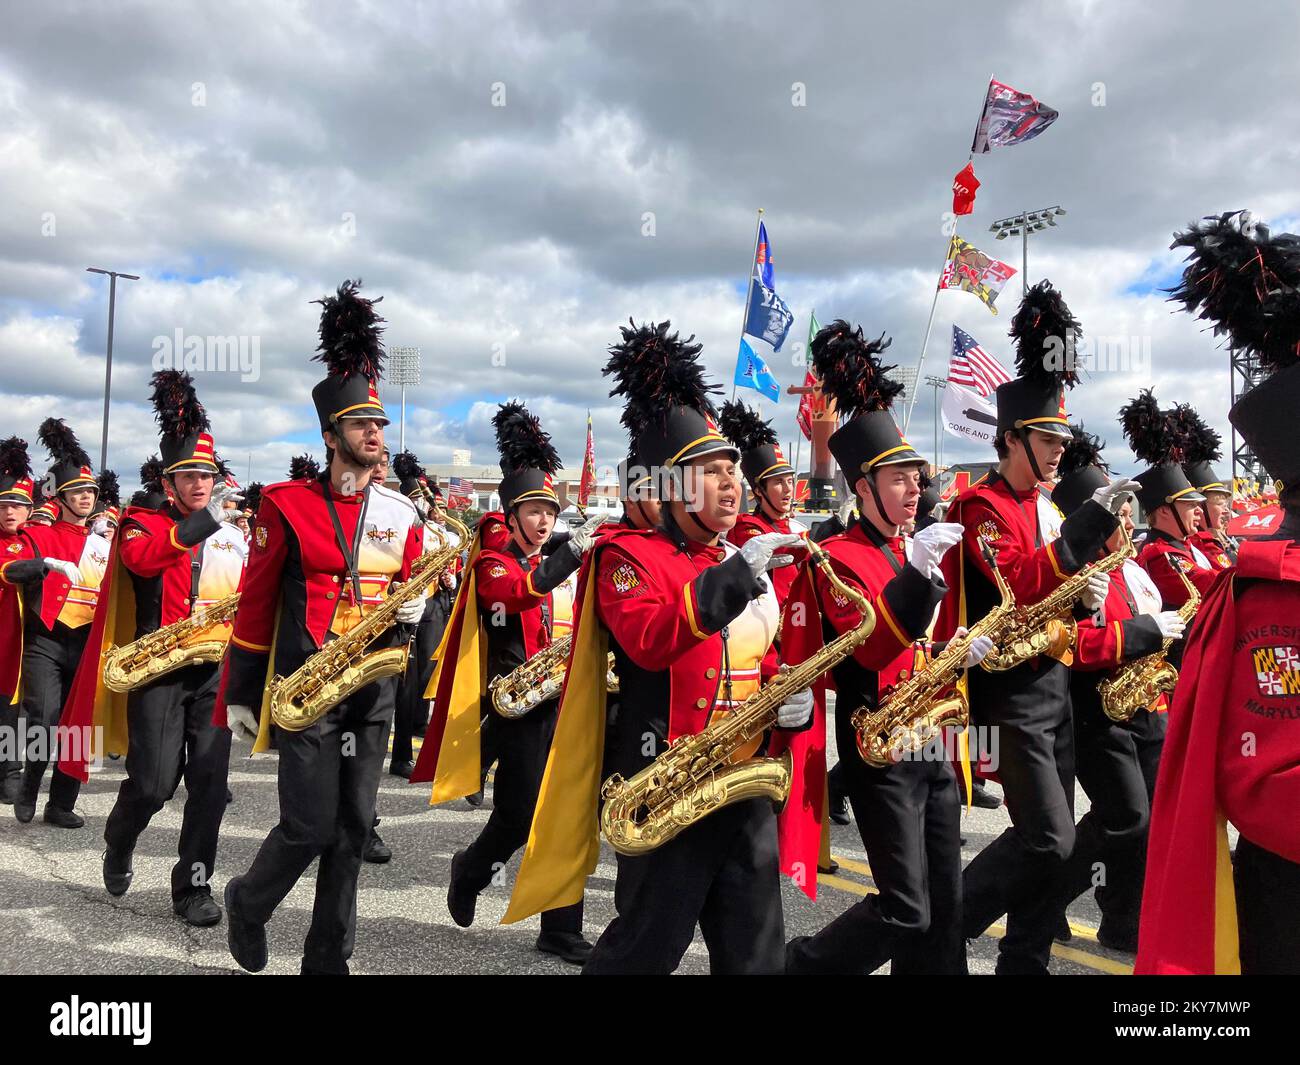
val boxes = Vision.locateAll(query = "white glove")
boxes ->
[738,532,802,578]
[909,522,963,579]
[1091,478,1141,515]
[952,628,995,669]
[205,484,243,524]
[394,585,427,624]
[775,686,814,729]
[91,517,111,536]
[1153,610,1187,640]
[1081,571,1111,613]
[43,558,81,584]
[565,512,608,558]
[227,704,259,741]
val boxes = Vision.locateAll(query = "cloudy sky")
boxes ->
[2,0,1297,495]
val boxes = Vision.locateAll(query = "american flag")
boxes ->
[446,476,473,506]
[949,325,1011,398]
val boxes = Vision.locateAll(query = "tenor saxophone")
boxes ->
[600,540,875,856]
[489,634,618,720]
[103,592,242,693]
[1098,556,1201,722]
[980,525,1135,672]
[268,514,468,731]
[855,538,1013,766]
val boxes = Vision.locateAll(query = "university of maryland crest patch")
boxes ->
[608,562,641,595]
[254,524,268,550]
[977,519,1001,542]
[1252,645,1300,697]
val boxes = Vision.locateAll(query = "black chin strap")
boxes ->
[863,470,901,530]
[508,504,546,549]
[1017,427,1047,483]
[1170,503,1192,540]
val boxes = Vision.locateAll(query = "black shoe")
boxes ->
[43,803,84,829]
[363,828,392,864]
[465,789,484,808]
[224,877,267,973]
[174,892,222,927]
[102,847,134,897]
[535,931,594,965]
[994,953,1050,976]
[1096,924,1138,953]
[970,786,1002,810]
[817,859,839,875]
[827,787,850,826]
[389,759,415,780]
[13,799,35,823]
[446,850,477,928]
[226,788,233,805]
[1053,916,1073,944]
[0,773,19,805]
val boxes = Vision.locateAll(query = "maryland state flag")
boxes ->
[938,235,1017,315]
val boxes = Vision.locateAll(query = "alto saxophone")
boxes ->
[489,634,618,720]
[1098,557,1201,722]
[269,513,468,731]
[855,538,1014,767]
[980,525,1135,672]
[600,540,875,856]
[103,592,242,693]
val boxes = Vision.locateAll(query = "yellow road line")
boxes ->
[817,873,876,897]
[830,854,872,877]
[985,922,1133,976]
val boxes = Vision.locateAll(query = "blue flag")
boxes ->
[734,337,781,402]
[755,221,774,289]
[744,279,794,352]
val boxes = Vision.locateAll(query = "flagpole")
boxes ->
[903,258,946,435]
[731,208,764,401]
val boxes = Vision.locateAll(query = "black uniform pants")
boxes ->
[103,663,231,900]
[962,661,1075,974]
[233,680,392,974]
[391,598,444,767]
[458,698,582,934]
[788,754,964,975]
[584,798,785,974]
[1,690,19,785]
[1234,836,1300,975]
[18,622,87,811]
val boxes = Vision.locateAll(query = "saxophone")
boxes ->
[489,634,618,719]
[269,513,468,731]
[980,525,1135,672]
[1098,557,1200,722]
[854,538,1014,767]
[600,540,875,856]
[103,592,242,693]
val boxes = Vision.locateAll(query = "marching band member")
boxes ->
[130,456,169,511]
[616,452,661,531]
[25,499,59,527]
[782,321,983,975]
[719,400,806,605]
[1180,411,1238,568]
[504,319,808,974]
[411,401,603,964]
[61,372,245,925]
[12,419,113,828]
[0,437,43,803]
[90,470,121,543]
[218,280,425,974]
[1043,427,1185,952]
[1140,210,1300,974]
[939,283,1134,974]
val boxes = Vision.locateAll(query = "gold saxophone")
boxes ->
[980,526,1135,672]
[1098,557,1200,722]
[854,537,1015,767]
[489,634,618,720]
[103,592,242,693]
[269,513,468,732]
[600,540,875,856]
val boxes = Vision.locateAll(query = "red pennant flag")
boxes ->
[577,411,596,509]
[952,162,979,216]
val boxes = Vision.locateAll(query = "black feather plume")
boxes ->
[718,400,778,453]
[149,370,210,441]
[0,437,32,482]
[1058,424,1109,480]
[603,319,717,436]
[809,319,902,419]
[1120,389,1178,465]
[138,455,165,492]
[289,454,320,481]
[1169,211,1300,374]
[392,450,424,481]
[311,279,386,381]
[96,469,120,508]
[1009,281,1082,389]
[38,418,90,469]
[1169,404,1221,465]
[918,469,934,492]
[243,482,263,516]
[493,401,560,476]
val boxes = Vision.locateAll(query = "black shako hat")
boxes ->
[494,401,561,511]
[718,400,795,494]
[309,279,389,433]
[994,280,1081,442]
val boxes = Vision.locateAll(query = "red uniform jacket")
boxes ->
[474,541,581,683]
[19,519,111,632]
[1137,528,1220,608]
[1188,529,1234,571]
[1071,564,1166,672]
[217,479,422,729]
[0,529,45,701]
[727,509,809,606]
[1138,536,1300,974]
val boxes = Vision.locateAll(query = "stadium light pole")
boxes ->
[86,267,140,472]
[989,206,1067,294]
[388,346,422,452]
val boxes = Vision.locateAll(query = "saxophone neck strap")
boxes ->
[323,483,370,609]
